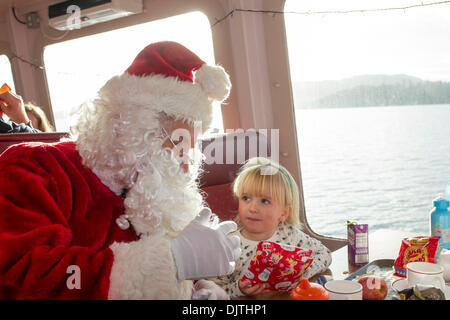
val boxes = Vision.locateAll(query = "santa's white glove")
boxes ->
[192,280,230,300]
[171,208,241,281]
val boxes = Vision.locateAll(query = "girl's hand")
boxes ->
[238,279,267,296]
[0,91,29,124]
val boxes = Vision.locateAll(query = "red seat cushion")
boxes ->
[201,182,238,222]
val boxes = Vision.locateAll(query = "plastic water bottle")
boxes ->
[430,196,450,250]
[446,182,450,199]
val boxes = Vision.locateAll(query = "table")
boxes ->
[329,229,416,279]
[235,229,416,300]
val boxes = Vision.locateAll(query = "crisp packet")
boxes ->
[0,83,11,116]
[393,236,440,277]
[240,241,313,292]
[0,83,11,94]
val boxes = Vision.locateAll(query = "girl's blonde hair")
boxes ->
[24,103,54,132]
[233,157,301,227]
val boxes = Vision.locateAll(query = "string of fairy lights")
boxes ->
[210,1,450,27]
[2,0,450,71]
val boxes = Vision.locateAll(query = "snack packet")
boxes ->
[0,83,11,94]
[0,83,10,116]
[240,241,313,292]
[393,236,440,277]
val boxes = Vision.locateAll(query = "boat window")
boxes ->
[285,0,450,238]
[43,11,222,133]
[0,54,16,92]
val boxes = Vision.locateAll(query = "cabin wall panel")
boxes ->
[5,8,40,103]
[1,4,55,126]
[218,0,274,131]
[261,0,346,250]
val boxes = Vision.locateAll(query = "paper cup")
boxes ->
[406,262,445,291]
[324,280,363,300]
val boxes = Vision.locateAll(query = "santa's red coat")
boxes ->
[0,141,137,299]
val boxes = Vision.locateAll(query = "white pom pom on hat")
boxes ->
[195,64,231,102]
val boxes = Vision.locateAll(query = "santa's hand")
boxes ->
[192,280,230,300]
[171,208,241,281]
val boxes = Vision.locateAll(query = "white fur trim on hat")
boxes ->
[195,64,231,102]
[99,73,213,128]
[99,67,230,130]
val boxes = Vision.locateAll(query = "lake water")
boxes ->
[295,104,450,239]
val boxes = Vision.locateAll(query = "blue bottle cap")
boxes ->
[433,197,450,210]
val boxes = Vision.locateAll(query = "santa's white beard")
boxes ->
[121,146,204,238]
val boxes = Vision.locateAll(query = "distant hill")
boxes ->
[294,75,450,109]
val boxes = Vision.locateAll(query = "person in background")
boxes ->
[0,41,240,299]
[24,103,54,132]
[0,90,40,133]
[209,157,332,298]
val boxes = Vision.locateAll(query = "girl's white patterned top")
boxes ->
[209,223,332,298]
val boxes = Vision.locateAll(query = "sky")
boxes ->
[284,0,450,82]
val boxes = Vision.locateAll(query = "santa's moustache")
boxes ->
[118,143,205,239]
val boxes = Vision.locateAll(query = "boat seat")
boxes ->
[199,130,271,222]
[0,132,70,155]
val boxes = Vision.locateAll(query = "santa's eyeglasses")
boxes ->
[161,126,195,167]
[161,126,184,149]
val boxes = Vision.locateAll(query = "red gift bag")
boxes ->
[240,241,314,291]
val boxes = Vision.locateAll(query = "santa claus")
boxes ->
[0,41,240,299]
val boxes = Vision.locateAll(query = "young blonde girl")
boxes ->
[209,157,332,298]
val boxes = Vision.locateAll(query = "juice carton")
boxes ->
[347,221,369,266]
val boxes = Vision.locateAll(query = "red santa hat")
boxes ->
[99,41,231,129]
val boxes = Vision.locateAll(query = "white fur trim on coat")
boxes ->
[108,234,193,299]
